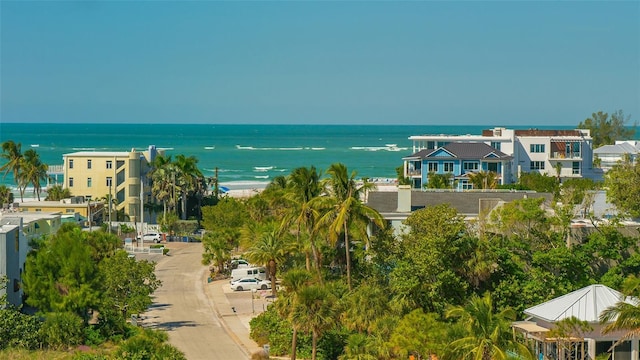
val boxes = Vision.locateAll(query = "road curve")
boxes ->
[142,243,249,360]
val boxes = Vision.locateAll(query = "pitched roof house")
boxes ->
[514,284,639,360]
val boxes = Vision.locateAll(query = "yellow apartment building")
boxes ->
[62,146,163,221]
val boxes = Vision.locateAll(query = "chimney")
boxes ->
[397,185,412,212]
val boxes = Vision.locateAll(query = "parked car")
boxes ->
[137,233,162,243]
[230,277,271,291]
[231,259,250,269]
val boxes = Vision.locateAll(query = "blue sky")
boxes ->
[1,1,638,126]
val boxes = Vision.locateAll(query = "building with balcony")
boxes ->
[62,146,163,221]
[405,127,595,189]
[403,142,513,190]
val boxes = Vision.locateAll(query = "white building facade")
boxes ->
[406,127,595,189]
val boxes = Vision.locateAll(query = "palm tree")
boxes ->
[242,222,292,296]
[282,166,324,276]
[445,293,532,360]
[275,269,313,360]
[468,171,499,190]
[292,285,337,360]
[316,163,386,290]
[341,283,390,335]
[149,154,176,218]
[45,184,72,201]
[600,275,640,348]
[21,149,49,201]
[0,141,24,200]
[174,154,203,220]
[0,185,14,206]
[202,236,231,274]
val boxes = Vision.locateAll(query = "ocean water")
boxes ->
[0,123,583,191]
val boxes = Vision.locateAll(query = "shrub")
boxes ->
[40,312,85,350]
[0,307,43,350]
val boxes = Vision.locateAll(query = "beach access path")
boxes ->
[138,242,270,360]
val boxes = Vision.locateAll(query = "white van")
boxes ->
[230,267,267,282]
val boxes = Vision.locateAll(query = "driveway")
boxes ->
[140,242,251,360]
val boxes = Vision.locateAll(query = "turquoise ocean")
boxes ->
[0,123,600,192]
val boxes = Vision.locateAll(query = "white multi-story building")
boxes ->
[405,127,595,189]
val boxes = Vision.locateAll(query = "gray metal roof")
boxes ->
[524,284,636,323]
[367,190,552,216]
[594,142,640,155]
[406,142,511,160]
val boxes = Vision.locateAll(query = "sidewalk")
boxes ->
[203,275,274,357]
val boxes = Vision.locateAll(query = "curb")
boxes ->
[202,271,253,359]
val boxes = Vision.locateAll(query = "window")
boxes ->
[463,162,479,171]
[66,209,74,213]
[87,177,92,187]
[107,177,113,187]
[69,177,74,187]
[491,142,501,150]
[106,160,112,169]
[87,159,92,169]
[428,162,438,172]
[530,161,545,170]
[69,159,74,169]
[572,161,580,175]
[530,144,546,153]
[443,162,454,172]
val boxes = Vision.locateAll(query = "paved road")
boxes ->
[141,243,249,360]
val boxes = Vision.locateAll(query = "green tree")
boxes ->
[604,160,640,218]
[395,165,411,186]
[517,172,559,194]
[426,172,454,189]
[282,166,324,275]
[149,154,177,218]
[468,171,498,190]
[389,309,448,360]
[341,283,389,335]
[488,197,549,244]
[21,148,49,201]
[0,185,14,205]
[292,285,338,360]
[202,235,232,274]
[22,225,101,322]
[174,154,203,220]
[578,110,636,148]
[445,293,532,360]
[317,163,386,290]
[243,222,292,295]
[275,269,313,360]
[98,250,161,322]
[600,275,640,347]
[390,204,470,313]
[0,141,25,201]
[44,184,71,201]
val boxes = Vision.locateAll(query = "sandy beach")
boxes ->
[222,179,398,199]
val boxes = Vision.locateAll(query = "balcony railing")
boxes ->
[550,152,581,160]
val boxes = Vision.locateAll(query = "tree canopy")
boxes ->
[578,110,636,148]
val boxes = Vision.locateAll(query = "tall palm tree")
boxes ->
[282,166,324,276]
[275,269,313,360]
[467,171,499,190]
[0,141,24,200]
[445,293,532,360]
[292,285,337,360]
[242,222,292,296]
[174,154,203,220]
[316,163,386,290]
[600,275,640,347]
[149,154,176,218]
[21,149,49,201]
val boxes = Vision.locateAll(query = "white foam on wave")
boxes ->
[254,166,274,172]
[237,145,306,151]
[350,145,409,152]
[204,146,215,150]
[254,175,269,179]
